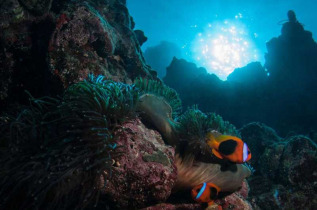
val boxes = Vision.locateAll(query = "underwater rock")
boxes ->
[101,118,177,209]
[0,0,156,111]
[220,193,252,210]
[48,1,153,87]
[0,0,63,109]
[249,184,317,210]
[215,180,252,210]
[163,14,317,136]
[144,41,182,78]
[238,180,250,199]
[227,62,267,86]
[278,135,317,190]
[263,11,317,135]
[246,134,317,209]
[18,0,53,15]
[134,29,148,46]
[163,58,268,128]
[164,57,211,94]
[48,5,122,86]
[258,142,285,180]
[239,122,281,168]
[142,203,202,210]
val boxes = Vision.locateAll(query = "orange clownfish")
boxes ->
[191,182,222,209]
[206,133,251,163]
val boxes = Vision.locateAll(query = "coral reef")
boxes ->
[0,0,156,112]
[5,1,314,209]
[142,203,202,210]
[101,119,177,209]
[242,124,317,209]
[0,75,141,209]
[239,122,282,168]
[0,74,252,209]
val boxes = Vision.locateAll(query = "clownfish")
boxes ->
[206,132,251,163]
[191,182,222,209]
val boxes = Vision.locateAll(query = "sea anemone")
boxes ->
[134,77,182,119]
[0,74,252,209]
[0,74,138,209]
[176,105,240,158]
[175,154,251,192]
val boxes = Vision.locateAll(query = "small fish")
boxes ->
[191,182,222,209]
[206,132,251,163]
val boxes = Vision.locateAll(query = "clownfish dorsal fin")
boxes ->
[215,135,236,142]
[212,149,223,159]
[206,132,219,149]
[209,130,223,138]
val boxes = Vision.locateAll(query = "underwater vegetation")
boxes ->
[0,74,252,209]
[0,0,315,209]
[0,75,140,209]
[134,77,182,119]
[176,107,240,156]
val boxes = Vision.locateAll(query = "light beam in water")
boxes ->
[192,20,258,80]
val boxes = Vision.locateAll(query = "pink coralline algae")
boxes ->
[0,0,156,110]
[217,181,252,210]
[101,118,177,209]
[142,203,202,210]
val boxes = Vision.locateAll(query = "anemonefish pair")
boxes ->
[206,132,251,163]
[191,182,222,209]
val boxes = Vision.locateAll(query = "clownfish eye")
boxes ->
[248,150,251,154]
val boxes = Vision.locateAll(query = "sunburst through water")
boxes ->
[192,19,259,80]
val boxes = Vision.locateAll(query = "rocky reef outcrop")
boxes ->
[0,0,156,112]
[163,13,317,136]
[0,75,253,210]
[2,0,315,209]
[240,123,317,210]
[101,119,177,209]
[144,41,182,78]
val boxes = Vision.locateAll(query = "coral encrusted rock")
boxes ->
[0,0,156,111]
[239,122,281,168]
[101,118,177,209]
[278,135,317,190]
[243,125,317,210]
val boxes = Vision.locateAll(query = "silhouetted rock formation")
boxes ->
[227,62,268,86]
[144,41,182,78]
[264,11,317,135]
[134,29,147,46]
[164,12,317,136]
[164,59,268,130]
[164,57,210,90]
